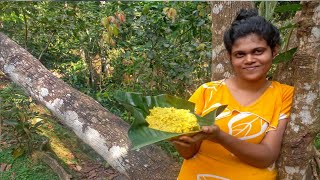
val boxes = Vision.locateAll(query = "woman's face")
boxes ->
[229,33,277,82]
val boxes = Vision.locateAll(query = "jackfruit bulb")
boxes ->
[146,107,200,133]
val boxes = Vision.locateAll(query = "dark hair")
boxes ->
[223,9,281,53]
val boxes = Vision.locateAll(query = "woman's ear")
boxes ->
[272,45,280,58]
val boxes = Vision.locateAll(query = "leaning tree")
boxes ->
[0,32,179,179]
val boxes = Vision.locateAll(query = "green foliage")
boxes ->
[0,84,47,157]
[258,1,278,21]
[157,141,183,163]
[274,3,302,13]
[315,133,320,150]
[0,149,59,180]
[258,1,300,52]
[273,47,297,64]
[1,2,213,135]
[257,1,301,79]
[0,1,212,98]
[110,2,212,97]
[59,61,89,91]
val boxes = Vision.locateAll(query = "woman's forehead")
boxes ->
[232,34,268,51]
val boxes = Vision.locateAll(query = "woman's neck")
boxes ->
[229,77,269,93]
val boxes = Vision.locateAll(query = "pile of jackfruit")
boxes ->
[146,107,200,133]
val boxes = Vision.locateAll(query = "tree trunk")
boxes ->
[0,32,180,179]
[210,2,320,178]
[210,1,254,81]
[276,2,320,179]
[272,8,300,85]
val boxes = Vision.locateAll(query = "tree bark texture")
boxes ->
[272,11,300,85]
[277,2,320,179]
[0,32,180,179]
[210,1,254,81]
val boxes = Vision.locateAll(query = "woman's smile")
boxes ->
[230,33,276,82]
[243,65,260,70]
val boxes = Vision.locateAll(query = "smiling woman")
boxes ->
[172,9,294,180]
[230,34,276,83]
[226,33,277,107]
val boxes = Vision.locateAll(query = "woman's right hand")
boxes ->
[171,125,220,159]
[171,135,202,159]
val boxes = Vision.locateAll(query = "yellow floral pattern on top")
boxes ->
[178,80,294,180]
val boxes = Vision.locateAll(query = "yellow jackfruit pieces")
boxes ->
[146,107,200,133]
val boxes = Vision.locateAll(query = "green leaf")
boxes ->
[114,91,227,150]
[273,47,297,64]
[279,23,297,31]
[12,147,24,159]
[3,119,19,126]
[113,25,119,37]
[32,120,44,129]
[258,1,277,21]
[196,19,205,27]
[274,4,302,13]
[142,5,150,15]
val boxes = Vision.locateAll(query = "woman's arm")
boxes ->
[212,118,289,168]
[173,119,288,168]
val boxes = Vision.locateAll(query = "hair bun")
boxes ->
[235,9,258,21]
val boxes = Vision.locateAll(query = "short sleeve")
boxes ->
[266,83,294,132]
[189,81,223,116]
[279,85,294,120]
[188,85,205,115]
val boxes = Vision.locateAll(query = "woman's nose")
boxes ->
[244,54,255,63]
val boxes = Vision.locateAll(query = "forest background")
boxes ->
[0,1,319,179]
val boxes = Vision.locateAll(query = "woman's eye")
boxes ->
[235,53,244,58]
[254,49,263,55]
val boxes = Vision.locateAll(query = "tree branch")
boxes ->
[22,9,28,50]
[33,151,72,180]
[38,31,55,60]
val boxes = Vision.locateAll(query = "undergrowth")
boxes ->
[0,149,59,180]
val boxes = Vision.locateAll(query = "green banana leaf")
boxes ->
[114,91,227,150]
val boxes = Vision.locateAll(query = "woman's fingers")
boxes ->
[172,126,220,147]
[172,136,194,148]
[172,140,190,147]
[202,125,220,134]
[178,135,195,143]
[172,135,200,145]
[191,133,205,142]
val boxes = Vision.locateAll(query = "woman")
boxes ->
[172,9,294,179]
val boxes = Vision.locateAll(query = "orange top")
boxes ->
[178,80,294,180]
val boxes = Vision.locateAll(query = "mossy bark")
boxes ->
[210,1,254,80]
[276,2,320,179]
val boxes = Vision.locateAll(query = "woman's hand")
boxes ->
[171,125,220,159]
[201,125,220,140]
